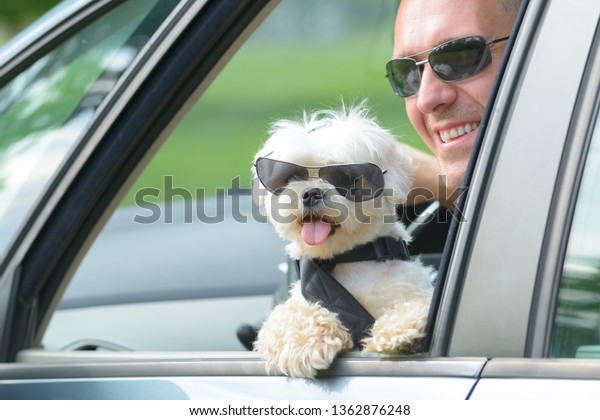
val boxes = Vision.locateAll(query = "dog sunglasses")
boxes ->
[254,157,387,202]
[386,35,509,98]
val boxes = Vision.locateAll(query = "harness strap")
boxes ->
[299,236,410,345]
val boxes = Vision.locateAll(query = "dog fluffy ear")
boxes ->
[381,141,414,206]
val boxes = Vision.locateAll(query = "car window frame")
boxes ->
[0,0,506,370]
[5,0,597,376]
[0,0,530,365]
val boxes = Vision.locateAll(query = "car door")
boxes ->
[5,0,599,402]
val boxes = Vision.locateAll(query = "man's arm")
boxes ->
[405,145,454,209]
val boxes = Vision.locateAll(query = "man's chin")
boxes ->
[439,167,467,207]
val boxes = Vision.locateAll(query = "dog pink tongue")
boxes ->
[301,220,332,246]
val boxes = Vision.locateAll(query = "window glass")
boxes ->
[45,0,423,352]
[553,108,600,358]
[0,0,179,258]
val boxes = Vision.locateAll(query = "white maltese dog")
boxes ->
[252,104,434,378]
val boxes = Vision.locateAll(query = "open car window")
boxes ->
[43,0,429,353]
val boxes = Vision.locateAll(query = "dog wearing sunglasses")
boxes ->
[252,104,434,378]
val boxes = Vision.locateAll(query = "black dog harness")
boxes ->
[299,236,411,345]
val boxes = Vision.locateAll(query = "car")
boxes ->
[1,0,600,400]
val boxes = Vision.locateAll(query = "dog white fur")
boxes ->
[253,105,434,378]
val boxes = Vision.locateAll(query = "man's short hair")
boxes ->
[397,0,521,21]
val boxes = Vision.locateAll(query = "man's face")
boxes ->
[393,0,514,190]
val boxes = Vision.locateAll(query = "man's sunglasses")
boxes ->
[386,35,509,98]
[254,157,387,202]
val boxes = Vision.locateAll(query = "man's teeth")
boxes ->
[440,122,478,143]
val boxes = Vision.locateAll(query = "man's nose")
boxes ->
[415,64,458,114]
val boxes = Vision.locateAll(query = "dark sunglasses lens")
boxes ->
[321,163,384,202]
[430,36,491,81]
[386,59,420,98]
[256,158,307,194]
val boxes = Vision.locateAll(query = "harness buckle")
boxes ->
[373,237,409,261]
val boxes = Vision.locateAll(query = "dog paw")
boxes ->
[361,309,428,354]
[362,328,422,354]
[255,300,353,378]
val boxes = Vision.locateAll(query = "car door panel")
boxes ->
[0,355,486,399]
[470,359,600,399]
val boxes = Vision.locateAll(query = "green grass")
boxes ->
[122,36,423,206]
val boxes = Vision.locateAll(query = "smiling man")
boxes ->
[390,0,519,203]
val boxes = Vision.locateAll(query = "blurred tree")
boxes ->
[0,0,61,32]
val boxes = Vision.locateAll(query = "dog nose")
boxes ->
[303,188,324,207]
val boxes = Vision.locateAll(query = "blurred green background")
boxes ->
[0,1,61,43]
[1,0,423,206]
[122,0,422,206]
